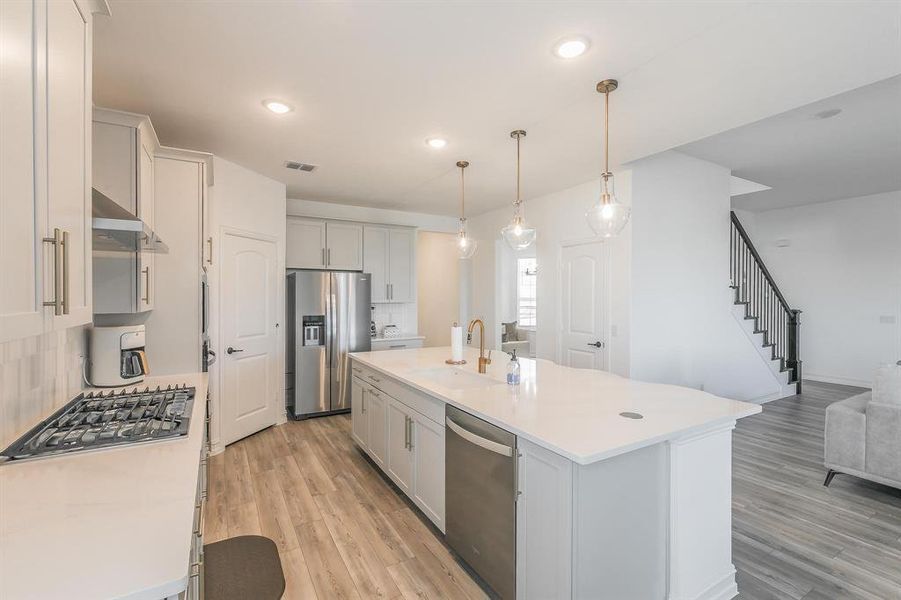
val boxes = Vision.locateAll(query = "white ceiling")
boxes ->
[93,2,901,217]
[680,75,901,212]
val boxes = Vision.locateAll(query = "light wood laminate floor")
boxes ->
[206,381,901,599]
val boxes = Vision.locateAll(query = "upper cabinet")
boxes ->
[92,109,160,314]
[286,217,362,271]
[364,225,415,303]
[0,0,103,343]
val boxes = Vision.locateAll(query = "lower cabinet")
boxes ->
[351,370,445,532]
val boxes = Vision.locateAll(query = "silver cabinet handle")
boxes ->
[388,283,393,300]
[408,416,414,451]
[446,416,514,456]
[389,344,406,349]
[367,374,381,383]
[327,247,331,266]
[142,266,150,305]
[403,415,409,449]
[321,247,326,266]
[42,228,63,315]
[61,230,70,314]
[386,283,390,300]
[226,346,244,354]
[361,392,366,413]
[207,237,213,264]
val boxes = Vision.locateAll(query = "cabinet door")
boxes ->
[516,438,573,600]
[0,0,45,343]
[325,222,363,270]
[286,218,326,269]
[364,226,389,302]
[367,389,388,469]
[386,397,413,494]
[412,413,445,531]
[46,0,91,329]
[388,228,415,302]
[351,378,368,448]
[137,138,154,312]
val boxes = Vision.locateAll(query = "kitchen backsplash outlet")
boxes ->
[371,303,418,337]
[0,326,86,449]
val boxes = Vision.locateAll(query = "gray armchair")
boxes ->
[824,363,901,489]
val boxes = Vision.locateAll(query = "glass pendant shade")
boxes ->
[586,175,631,238]
[457,221,478,259]
[501,214,537,251]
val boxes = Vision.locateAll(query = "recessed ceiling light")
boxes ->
[813,108,842,120]
[553,37,590,59]
[426,137,448,149]
[263,99,293,114]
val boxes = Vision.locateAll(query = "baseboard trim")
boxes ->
[806,373,871,388]
[669,567,737,600]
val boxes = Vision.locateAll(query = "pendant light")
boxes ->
[455,160,477,259]
[585,79,631,237]
[500,130,536,250]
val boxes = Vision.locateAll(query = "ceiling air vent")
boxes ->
[284,161,317,172]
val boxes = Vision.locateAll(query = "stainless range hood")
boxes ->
[92,188,168,253]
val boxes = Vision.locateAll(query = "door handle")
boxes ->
[226,346,244,354]
[587,341,604,348]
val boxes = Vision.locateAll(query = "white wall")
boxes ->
[209,157,287,444]
[417,231,460,346]
[287,198,458,232]
[746,190,901,387]
[628,151,782,401]
[467,177,632,376]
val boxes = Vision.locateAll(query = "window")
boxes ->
[517,257,537,328]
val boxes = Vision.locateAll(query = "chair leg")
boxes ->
[823,469,838,487]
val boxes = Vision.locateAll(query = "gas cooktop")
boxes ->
[1,385,195,461]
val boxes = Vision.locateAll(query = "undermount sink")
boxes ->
[410,367,503,390]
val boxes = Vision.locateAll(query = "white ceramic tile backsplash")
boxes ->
[0,326,86,449]
[371,303,418,337]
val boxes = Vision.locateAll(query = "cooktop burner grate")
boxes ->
[1,385,195,461]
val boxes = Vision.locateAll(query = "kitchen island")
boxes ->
[349,346,760,600]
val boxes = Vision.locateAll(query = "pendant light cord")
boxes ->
[460,165,465,221]
[515,134,521,208]
[604,88,610,176]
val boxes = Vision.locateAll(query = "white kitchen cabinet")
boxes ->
[363,226,388,302]
[325,222,363,270]
[286,218,363,270]
[516,438,573,600]
[286,217,326,269]
[92,110,160,314]
[386,396,414,495]
[366,387,388,469]
[0,0,44,343]
[0,0,100,342]
[363,225,415,303]
[411,411,445,531]
[351,377,368,447]
[388,228,415,302]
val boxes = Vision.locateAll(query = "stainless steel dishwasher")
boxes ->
[445,404,517,600]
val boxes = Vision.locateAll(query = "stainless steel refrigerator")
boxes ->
[286,271,371,419]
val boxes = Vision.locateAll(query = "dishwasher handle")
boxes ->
[446,416,514,457]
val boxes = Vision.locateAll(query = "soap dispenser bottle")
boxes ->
[507,350,521,385]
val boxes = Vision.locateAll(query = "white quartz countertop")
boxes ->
[351,347,761,465]
[0,373,208,600]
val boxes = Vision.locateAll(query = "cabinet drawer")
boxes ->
[351,360,443,425]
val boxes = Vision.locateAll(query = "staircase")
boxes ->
[730,211,802,395]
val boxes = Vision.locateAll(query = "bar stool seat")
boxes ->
[203,535,285,600]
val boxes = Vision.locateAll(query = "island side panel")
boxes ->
[516,438,573,600]
[669,423,738,600]
[572,442,668,599]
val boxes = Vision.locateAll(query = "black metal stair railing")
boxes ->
[730,212,802,392]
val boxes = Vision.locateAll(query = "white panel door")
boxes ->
[325,222,363,270]
[286,217,326,269]
[364,225,389,302]
[560,242,607,370]
[388,228,414,302]
[220,231,279,445]
[0,0,45,343]
[46,0,91,329]
[386,397,413,494]
[412,413,445,531]
[367,388,388,469]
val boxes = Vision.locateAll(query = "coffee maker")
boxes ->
[89,325,149,387]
